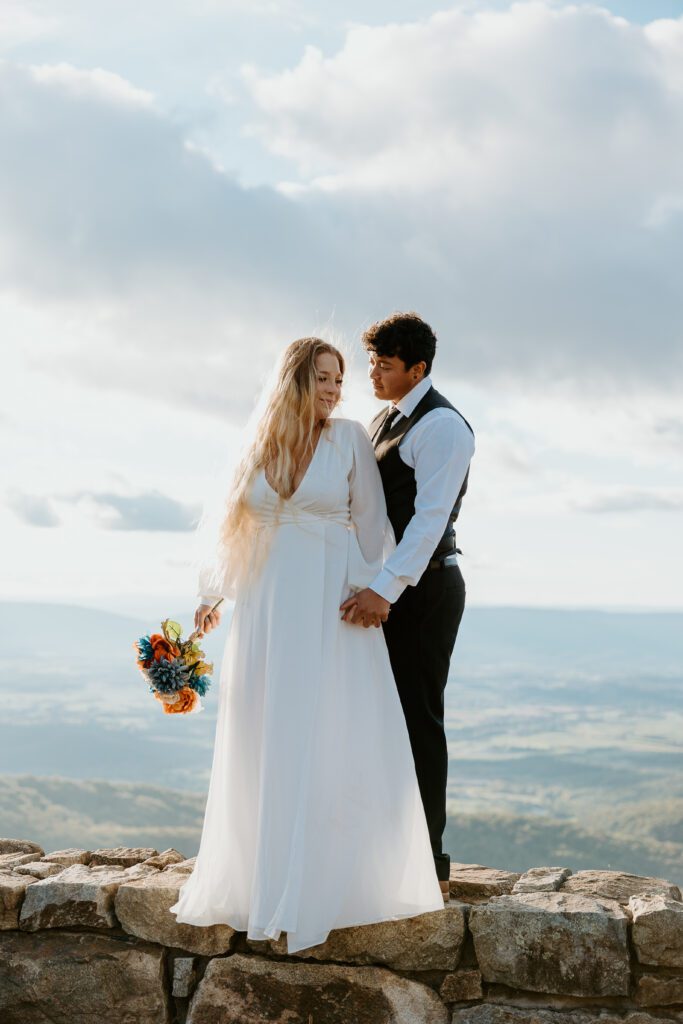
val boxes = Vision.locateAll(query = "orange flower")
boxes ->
[155,686,198,715]
[149,633,181,662]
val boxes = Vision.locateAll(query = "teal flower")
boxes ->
[190,674,211,697]
[147,656,187,694]
[135,636,154,662]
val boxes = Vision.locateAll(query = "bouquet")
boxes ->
[133,599,224,715]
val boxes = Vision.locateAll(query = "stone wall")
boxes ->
[1,836,683,1023]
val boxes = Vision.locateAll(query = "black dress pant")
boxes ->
[382,562,466,882]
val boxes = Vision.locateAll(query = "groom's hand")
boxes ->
[340,589,391,628]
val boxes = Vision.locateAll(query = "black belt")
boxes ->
[427,550,461,570]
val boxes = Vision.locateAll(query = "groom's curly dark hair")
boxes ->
[362,312,437,375]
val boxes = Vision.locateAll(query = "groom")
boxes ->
[340,312,475,897]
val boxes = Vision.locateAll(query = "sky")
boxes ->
[1,0,682,617]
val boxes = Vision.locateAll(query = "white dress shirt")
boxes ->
[368,375,475,604]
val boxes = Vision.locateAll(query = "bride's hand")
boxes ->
[195,604,222,636]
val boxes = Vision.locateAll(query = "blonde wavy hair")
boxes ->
[209,337,345,594]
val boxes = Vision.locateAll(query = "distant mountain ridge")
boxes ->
[4,600,682,667]
[1,774,681,889]
[2,601,681,890]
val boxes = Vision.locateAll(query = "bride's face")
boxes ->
[314,352,343,420]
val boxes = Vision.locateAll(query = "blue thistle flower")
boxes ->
[190,674,211,697]
[136,635,154,662]
[147,656,187,694]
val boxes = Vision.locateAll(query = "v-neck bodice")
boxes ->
[248,420,353,527]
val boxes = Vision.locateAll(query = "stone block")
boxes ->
[512,866,572,893]
[246,902,467,971]
[469,891,630,997]
[450,863,521,901]
[0,873,39,930]
[561,870,681,905]
[186,952,449,1024]
[440,968,483,1002]
[0,929,170,1024]
[172,956,199,998]
[14,861,66,879]
[89,845,158,867]
[163,856,196,873]
[451,1008,680,1023]
[630,893,683,967]
[0,839,43,856]
[635,973,683,1007]
[0,852,41,870]
[115,869,235,955]
[41,847,91,867]
[19,861,157,930]
[144,847,187,869]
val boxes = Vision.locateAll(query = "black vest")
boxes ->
[370,385,474,560]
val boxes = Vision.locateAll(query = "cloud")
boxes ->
[75,490,202,531]
[652,416,683,453]
[575,487,683,514]
[0,2,58,48]
[2,2,683,420]
[6,491,61,527]
[0,58,380,414]
[30,61,155,107]
[5,488,201,531]
[243,3,683,390]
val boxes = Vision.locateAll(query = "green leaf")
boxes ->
[162,619,183,644]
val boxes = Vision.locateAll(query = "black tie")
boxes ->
[375,406,401,445]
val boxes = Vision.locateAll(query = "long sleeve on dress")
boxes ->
[346,420,394,590]
[197,557,236,607]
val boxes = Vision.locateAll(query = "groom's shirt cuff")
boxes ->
[370,569,409,604]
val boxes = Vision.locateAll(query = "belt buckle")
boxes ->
[441,553,458,568]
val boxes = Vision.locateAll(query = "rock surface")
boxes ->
[172,956,199,998]
[0,852,42,870]
[512,866,572,893]
[163,856,196,874]
[0,839,43,856]
[440,968,483,1002]
[144,848,187,870]
[186,952,449,1024]
[630,893,683,967]
[561,869,682,904]
[41,847,91,867]
[19,861,157,930]
[0,873,39,930]
[0,929,170,1024]
[115,868,236,955]
[450,863,521,901]
[2,835,683,1023]
[90,845,159,867]
[634,972,683,1007]
[451,1009,681,1023]
[469,891,630,996]
[246,902,467,970]
[13,861,66,879]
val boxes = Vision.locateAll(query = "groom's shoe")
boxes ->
[439,879,450,902]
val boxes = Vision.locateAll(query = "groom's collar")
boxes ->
[392,375,433,419]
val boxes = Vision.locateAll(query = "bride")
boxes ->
[169,336,445,954]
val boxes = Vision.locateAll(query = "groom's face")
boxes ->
[368,351,426,403]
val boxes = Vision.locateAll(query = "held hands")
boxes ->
[340,588,391,629]
[195,603,222,637]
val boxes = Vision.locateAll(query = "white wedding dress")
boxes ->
[169,417,444,953]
